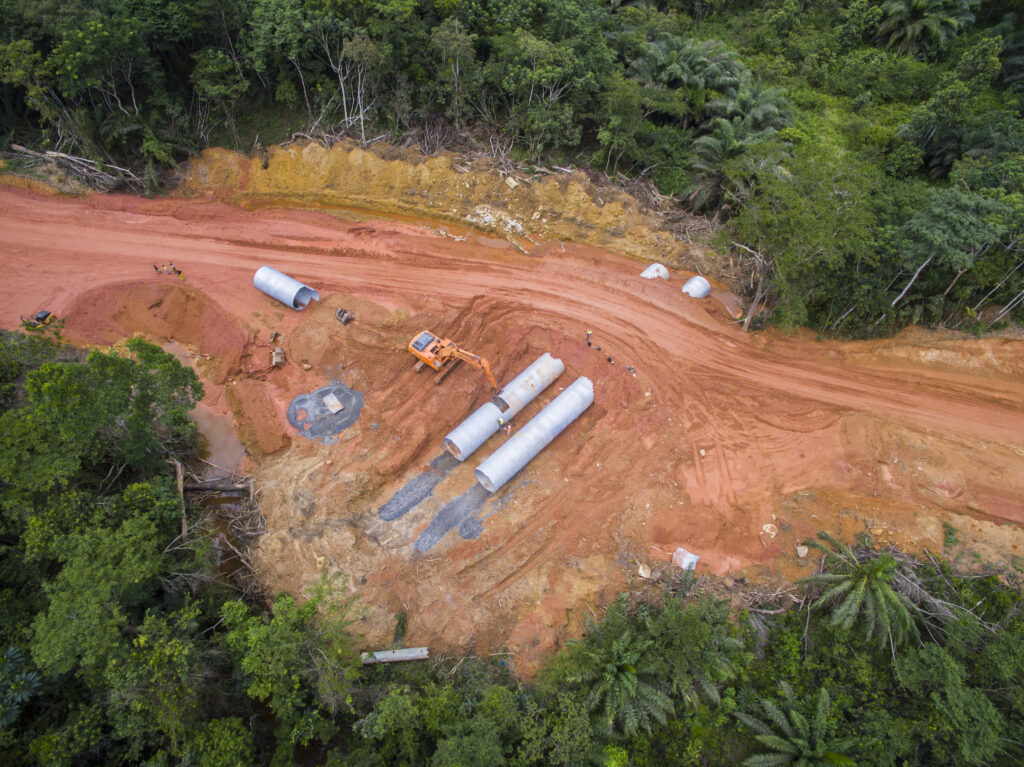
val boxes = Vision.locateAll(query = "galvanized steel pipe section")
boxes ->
[475,377,593,492]
[253,266,320,309]
[443,353,564,461]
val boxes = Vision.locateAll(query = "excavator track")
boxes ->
[434,358,461,385]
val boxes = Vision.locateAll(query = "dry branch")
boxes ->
[10,144,144,192]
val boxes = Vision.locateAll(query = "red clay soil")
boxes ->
[2,183,1023,674]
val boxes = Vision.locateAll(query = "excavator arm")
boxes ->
[450,349,501,393]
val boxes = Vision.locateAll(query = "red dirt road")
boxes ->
[2,183,1023,671]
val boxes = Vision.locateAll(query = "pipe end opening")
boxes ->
[474,470,495,493]
[443,439,464,461]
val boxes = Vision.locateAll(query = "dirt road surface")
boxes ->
[2,181,1023,674]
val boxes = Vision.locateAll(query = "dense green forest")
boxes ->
[1,0,1023,335]
[1,326,1023,764]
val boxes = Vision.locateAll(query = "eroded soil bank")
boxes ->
[2,144,1022,674]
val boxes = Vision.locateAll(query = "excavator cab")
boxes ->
[409,331,444,370]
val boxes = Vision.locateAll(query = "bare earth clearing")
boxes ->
[1,144,1023,674]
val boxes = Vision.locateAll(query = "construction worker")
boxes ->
[586,329,593,346]
[497,416,505,427]
[504,423,513,438]
[153,264,160,274]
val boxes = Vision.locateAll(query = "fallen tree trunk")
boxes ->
[184,481,249,492]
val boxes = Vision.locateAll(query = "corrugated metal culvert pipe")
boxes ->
[475,377,593,493]
[443,353,565,461]
[253,266,320,309]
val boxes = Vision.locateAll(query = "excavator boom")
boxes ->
[451,348,501,393]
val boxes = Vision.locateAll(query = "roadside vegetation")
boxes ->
[1,326,1022,765]
[1,0,1022,336]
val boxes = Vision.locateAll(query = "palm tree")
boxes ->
[708,73,792,134]
[627,36,744,128]
[734,683,856,767]
[876,0,979,57]
[798,532,920,650]
[686,117,758,217]
[641,598,745,712]
[563,602,674,737]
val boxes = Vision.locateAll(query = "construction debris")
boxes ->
[671,546,700,570]
[271,347,285,367]
[361,647,429,665]
[322,392,345,413]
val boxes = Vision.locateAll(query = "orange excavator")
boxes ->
[408,330,501,393]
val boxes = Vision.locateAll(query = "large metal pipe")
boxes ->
[253,266,320,309]
[443,353,564,461]
[475,377,593,493]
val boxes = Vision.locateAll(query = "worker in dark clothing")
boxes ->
[586,329,592,346]
[153,264,160,274]
[607,356,614,364]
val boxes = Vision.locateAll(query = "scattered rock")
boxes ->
[796,545,809,558]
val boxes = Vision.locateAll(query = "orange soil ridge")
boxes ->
[1,156,1023,675]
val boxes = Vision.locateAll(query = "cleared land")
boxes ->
[1,178,1022,674]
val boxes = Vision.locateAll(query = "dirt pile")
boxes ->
[2,177,1023,675]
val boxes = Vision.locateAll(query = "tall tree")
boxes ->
[888,187,1009,312]
[876,0,980,57]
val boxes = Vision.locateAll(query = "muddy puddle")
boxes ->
[163,341,246,478]
[163,341,254,583]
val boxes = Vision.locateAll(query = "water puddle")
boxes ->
[162,341,245,478]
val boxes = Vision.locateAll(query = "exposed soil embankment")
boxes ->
[2,160,1023,675]
[181,141,718,279]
